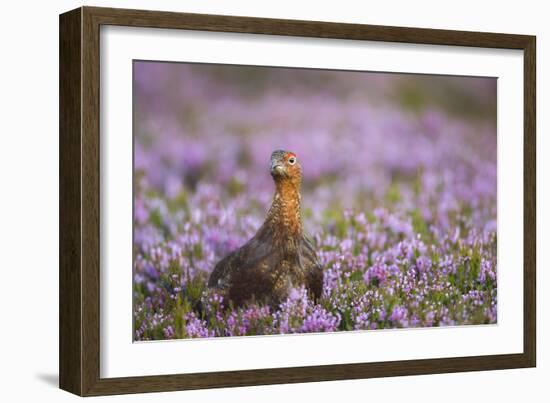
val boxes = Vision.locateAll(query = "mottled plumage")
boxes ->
[208,150,323,307]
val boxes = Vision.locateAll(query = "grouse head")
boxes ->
[270,149,302,188]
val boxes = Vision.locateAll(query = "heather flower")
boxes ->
[185,313,214,338]
[389,306,409,327]
[301,306,340,333]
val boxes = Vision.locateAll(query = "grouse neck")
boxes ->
[268,180,303,237]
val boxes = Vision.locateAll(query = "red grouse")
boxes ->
[208,150,323,307]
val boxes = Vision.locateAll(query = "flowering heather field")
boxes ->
[133,62,497,340]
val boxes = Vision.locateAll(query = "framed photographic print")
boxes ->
[59,6,536,396]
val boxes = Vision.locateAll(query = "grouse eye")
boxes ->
[288,157,296,165]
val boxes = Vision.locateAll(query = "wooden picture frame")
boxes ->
[59,6,536,396]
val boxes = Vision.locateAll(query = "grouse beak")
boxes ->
[270,161,286,178]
